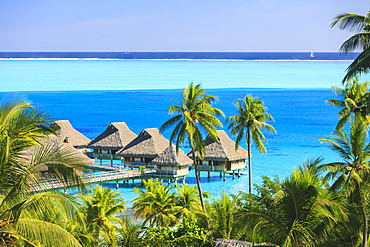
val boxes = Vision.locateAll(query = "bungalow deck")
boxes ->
[32,168,151,192]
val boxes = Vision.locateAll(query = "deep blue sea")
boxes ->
[0,51,360,60]
[0,52,363,203]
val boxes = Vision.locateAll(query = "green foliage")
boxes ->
[131,180,183,227]
[319,116,370,247]
[117,216,143,247]
[331,11,370,82]
[327,78,370,130]
[226,95,276,194]
[207,192,245,240]
[78,185,126,246]
[143,216,210,247]
[0,97,88,246]
[235,160,347,246]
[160,82,224,211]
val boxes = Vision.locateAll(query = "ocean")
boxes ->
[0,52,363,203]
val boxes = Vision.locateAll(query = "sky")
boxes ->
[0,0,369,52]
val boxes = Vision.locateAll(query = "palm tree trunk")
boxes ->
[361,203,368,247]
[357,181,368,247]
[247,129,252,194]
[191,147,206,212]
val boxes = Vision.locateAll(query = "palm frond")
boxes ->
[15,218,82,247]
[343,46,370,82]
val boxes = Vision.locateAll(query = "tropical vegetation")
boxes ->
[226,95,276,194]
[5,34,370,246]
[160,82,224,211]
[332,10,370,82]
[327,78,370,130]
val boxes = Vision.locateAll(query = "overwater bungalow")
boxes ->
[116,128,169,169]
[86,122,137,164]
[151,145,191,180]
[188,130,249,179]
[51,120,90,149]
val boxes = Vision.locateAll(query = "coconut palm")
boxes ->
[78,185,126,246]
[117,216,143,247]
[331,10,370,82]
[207,192,243,240]
[175,184,209,216]
[132,180,183,227]
[238,160,347,246]
[160,82,224,211]
[318,116,370,247]
[226,95,276,194]
[0,96,88,246]
[327,78,370,130]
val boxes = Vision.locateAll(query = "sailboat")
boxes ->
[310,52,315,57]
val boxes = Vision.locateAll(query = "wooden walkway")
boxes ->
[33,169,147,192]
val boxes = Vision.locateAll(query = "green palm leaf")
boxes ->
[226,95,276,194]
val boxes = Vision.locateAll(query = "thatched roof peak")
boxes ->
[51,120,90,147]
[188,130,249,161]
[117,128,169,158]
[152,145,192,166]
[87,122,137,149]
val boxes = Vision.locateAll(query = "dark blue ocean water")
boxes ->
[0,51,359,60]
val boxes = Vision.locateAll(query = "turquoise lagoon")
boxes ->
[0,58,364,203]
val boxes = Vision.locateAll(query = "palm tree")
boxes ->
[131,180,183,228]
[331,10,370,82]
[78,185,126,246]
[175,184,209,216]
[226,95,276,194]
[327,78,370,130]
[238,160,347,246]
[207,192,243,240]
[318,116,370,247]
[160,82,224,211]
[0,96,89,246]
[117,216,143,247]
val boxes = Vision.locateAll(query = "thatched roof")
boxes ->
[87,122,137,150]
[151,145,192,166]
[117,128,169,158]
[51,120,90,147]
[188,130,249,161]
[214,239,272,247]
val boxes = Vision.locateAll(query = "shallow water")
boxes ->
[1,59,366,91]
[0,59,354,204]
